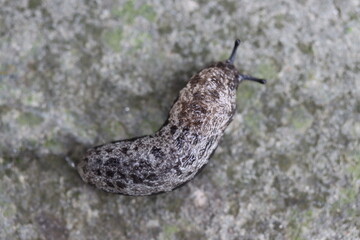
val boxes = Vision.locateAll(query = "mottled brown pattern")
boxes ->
[77,40,264,195]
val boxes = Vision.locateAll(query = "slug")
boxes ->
[77,39,266,196]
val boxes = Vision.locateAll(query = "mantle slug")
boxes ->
[77,39,266,196]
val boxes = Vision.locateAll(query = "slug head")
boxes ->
[223,39,266,87]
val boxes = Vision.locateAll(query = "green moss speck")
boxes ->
[125,32,152,55]
[219,52,229,61]
[163,225,179,239]
[103,28,123,52]
[306,71,315,80]
[345,27,352,33]
[347,153,360,180]
[226,165,236,180]
[44,139,65,154]
[236,84,257,111]
[111,0,156,24]
[277,154,293,172]
[256,59,279,80]
[167,198,183,214]
[163,225,180,239]
[244,110,262,135]
[133,33,151,50]
[25,95,33,104]
[335,188,357,217]
[289,107,313,133]
[297,42,313,55]
[16,112,43,126]
[3,203,16,218]
[28,0,42,9]
[138,4,156,22]
[102,121,127,139]
[339,187,357,206]
[228,201,240,216]
[348,12,359,21]
[286,209,313,240]
[274,14,285,29]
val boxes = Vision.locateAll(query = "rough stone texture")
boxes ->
[0,0,359,239]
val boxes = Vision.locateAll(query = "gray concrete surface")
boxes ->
[1,0,359,239]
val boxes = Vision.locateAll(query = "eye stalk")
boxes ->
[227,39,241,64]
[226,39,267,85]
[239,74,267,84]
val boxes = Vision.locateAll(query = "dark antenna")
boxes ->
[227,39,241,64]
[240,74,267,84]
[227,39,267,85]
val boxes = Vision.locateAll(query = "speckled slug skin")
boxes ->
[77,40,266,196]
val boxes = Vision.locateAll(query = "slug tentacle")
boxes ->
[227,39,241,64]
[239,74,267,84]
[77,39,266,196]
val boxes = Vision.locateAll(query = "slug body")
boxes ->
[77,40,265,195]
